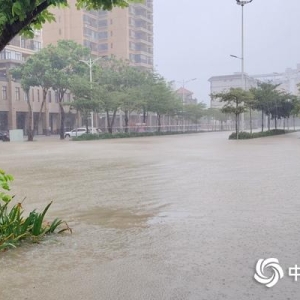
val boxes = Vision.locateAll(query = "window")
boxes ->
[32,89,35,102]
[98,31,108,40]
[2,86,7,100]
[24,91,28,101]
[98,20,108,27]
[99,43,108,52]
[37,89,40,102]
[15,87,20,101]
[55,91,59,103]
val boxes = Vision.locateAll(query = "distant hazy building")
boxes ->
[175,87,197,105]
[253,64,300,96]
[208,73,257,109]
[42,0,154,69]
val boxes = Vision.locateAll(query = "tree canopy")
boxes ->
[0,0,140,51]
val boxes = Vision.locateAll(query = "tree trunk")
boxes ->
[106,110,117,134]
[261,111,264,132]
[42,88,50,135]
[124,110,129,133]
[157,113,161,133]
[27,93,34,141]
[268,115,270,131]
[38,98,46,135]
[143,108,147,124]
[111,110,117,133]
[0,2,50,52]
[235,113,239,140]
[59,104,65,140]
[106,111,112,134]
[250,108,252,134]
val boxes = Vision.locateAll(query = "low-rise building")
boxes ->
[175,87,197,105]
[208,73,257,109]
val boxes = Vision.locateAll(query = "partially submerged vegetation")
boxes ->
[0,169,70,251]
[73,131,206,141]
[229,129,295,140]
[213,83,300,140]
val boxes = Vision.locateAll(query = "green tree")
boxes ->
[44,40,90,139]
[184,103,206,129]
[251,82,280,131]
[11,50,56,138]
[92,58,130,134]
[291,94,300,130]
[119,65,148,132]
[0,0,140,51]
[213,88,251,139]
[69,75,99,132]
[147,77,180,132]
[204,108,229,130]
[10,70,34,141]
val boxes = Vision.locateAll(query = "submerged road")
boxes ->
[0,132,299,299]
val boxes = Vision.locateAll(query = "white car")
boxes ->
[64,128,98,138]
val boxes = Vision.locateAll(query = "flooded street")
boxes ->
[1,132,300,299]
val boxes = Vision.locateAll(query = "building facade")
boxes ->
[208,73,258,109]
[0,1,154,133]
[252,64,300,96]
[175,87,197,105]
[42,0,154,69]
[209,64,300,109]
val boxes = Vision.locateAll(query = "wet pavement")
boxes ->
[0,132,300,299]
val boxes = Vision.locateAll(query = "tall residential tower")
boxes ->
[42,0,153,69]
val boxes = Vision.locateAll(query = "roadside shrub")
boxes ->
[73,130,203,141]
[0,169,71,251]
[229,129,291,140]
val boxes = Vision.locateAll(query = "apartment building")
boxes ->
[0,1,154,133]
[42,0,154,69]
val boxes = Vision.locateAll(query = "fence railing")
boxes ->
[100,123,235,133]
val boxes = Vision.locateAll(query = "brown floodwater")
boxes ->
[0,132,300,299]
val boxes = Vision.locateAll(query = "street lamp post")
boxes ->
[236,0,252,90]
[180,78,197,131]
[233,0,253,132]
[79,57,103,133]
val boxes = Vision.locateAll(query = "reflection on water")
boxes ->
[0,132,300,299]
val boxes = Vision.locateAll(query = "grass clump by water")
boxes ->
[229,129,294,140]
[0,169,71,251]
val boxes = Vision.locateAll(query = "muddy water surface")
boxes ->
[0,132,300,299]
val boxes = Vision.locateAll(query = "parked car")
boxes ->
[0,131,10,142]
[64,128,98,138]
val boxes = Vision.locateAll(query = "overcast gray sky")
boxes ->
[153,0,300,106]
